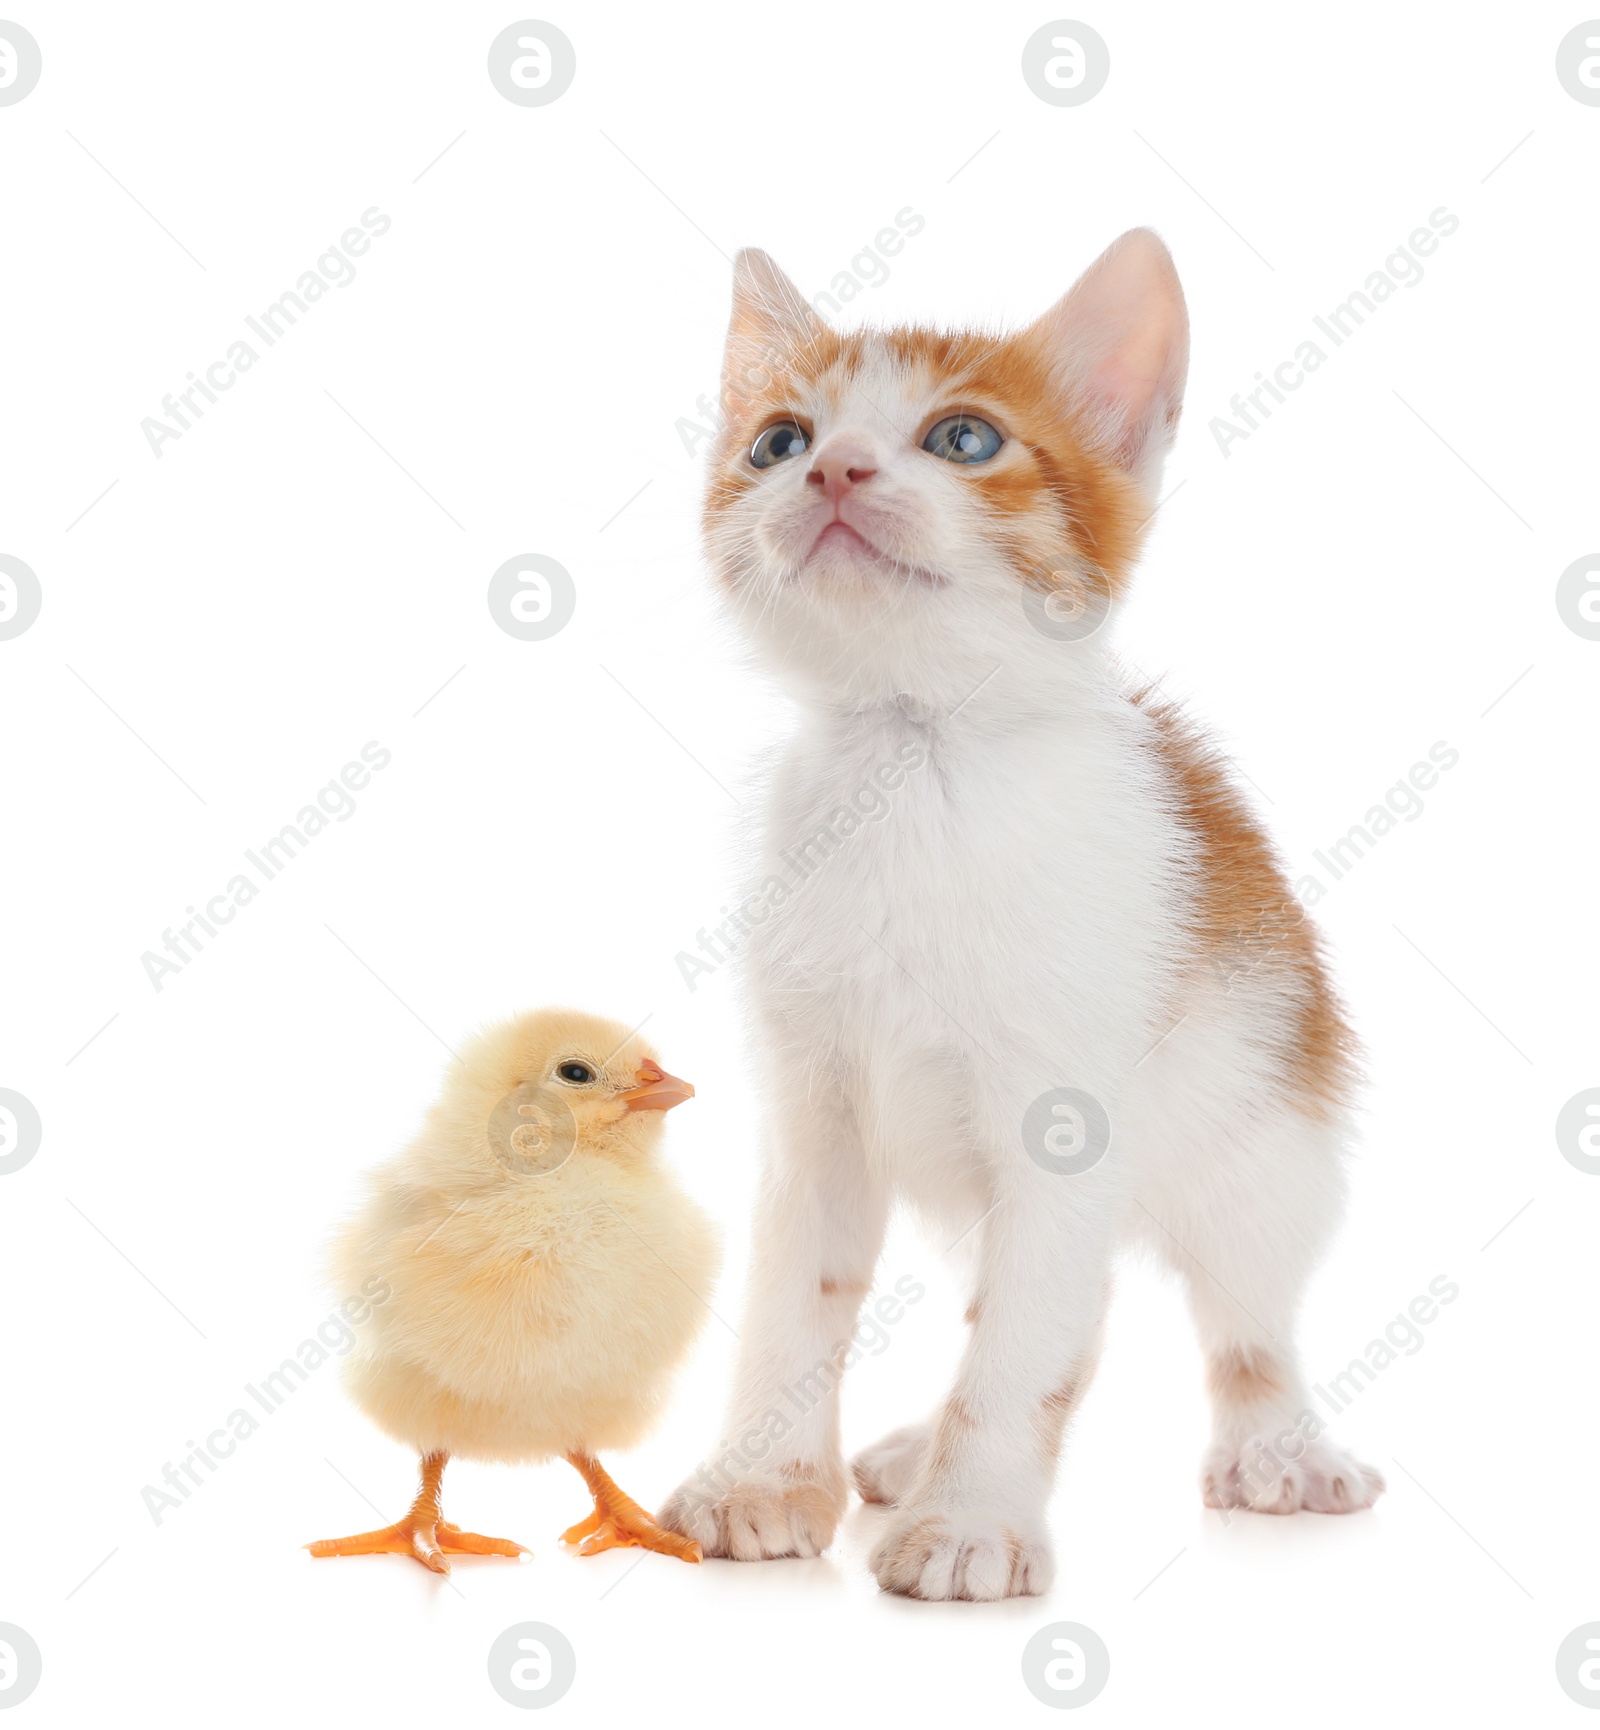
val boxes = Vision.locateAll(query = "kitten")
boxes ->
[659,232,1382,1600]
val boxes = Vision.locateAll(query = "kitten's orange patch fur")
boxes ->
[1137,692,1358,1117]
[1033,1378,1083,1465]
[1206,1344,1287,1410]
[820,1277,866,1297]
[924,1396,977,1484]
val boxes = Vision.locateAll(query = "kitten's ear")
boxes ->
[1025,228,1189,485]
[722,249,826,418]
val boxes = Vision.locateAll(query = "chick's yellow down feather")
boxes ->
[308,1008,720,1573]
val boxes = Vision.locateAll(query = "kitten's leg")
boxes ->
[1145,1105,1384,1514]
[658,1093,889,1560]
[869,1155,1115,1600]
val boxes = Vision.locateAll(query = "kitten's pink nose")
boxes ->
[806,437,878,500]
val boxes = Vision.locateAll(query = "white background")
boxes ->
[3,1,1596,1724]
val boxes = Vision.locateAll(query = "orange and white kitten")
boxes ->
[659,233,1382,1600]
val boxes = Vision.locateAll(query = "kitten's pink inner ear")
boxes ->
[1026,228,1190,481]
[723,249,826,419]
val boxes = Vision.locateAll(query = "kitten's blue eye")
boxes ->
[750,422,810,469]
[923,415,1003,464]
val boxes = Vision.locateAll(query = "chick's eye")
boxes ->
[556,1062,594,1085]
[750,422,810,469]
[923,415,1002,463]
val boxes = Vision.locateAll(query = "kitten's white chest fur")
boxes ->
[748,687,1182,1138]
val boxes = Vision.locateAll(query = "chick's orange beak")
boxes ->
[620,1058,695,1113]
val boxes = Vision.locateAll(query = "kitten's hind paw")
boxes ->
[1203,1435,1385,1514]
[850,1421,932,1507]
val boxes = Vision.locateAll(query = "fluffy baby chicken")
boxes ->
[307,1008,719,1573]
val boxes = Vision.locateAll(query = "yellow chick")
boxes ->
[307,1008,719,1573]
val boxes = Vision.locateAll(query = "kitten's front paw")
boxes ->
[850,1421,932,1506]
[1203,1435,1385,1514]
[657,1463,846,1560]
[870,1507,1053,1601]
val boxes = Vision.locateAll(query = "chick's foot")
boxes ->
[562,1452,702,1563]
[305,1451,528,1575]
[306,1517,527,1574]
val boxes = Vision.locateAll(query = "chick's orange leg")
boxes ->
[306,1452,528,1574]
[561,1452,702,1563]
